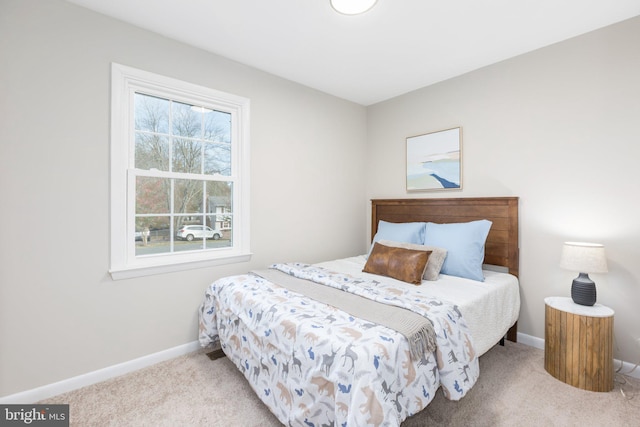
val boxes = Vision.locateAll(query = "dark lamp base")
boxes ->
[571,272,596,306]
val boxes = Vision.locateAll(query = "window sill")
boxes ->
[109,252,252,280]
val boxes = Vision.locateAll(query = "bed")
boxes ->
[199,197,520,426]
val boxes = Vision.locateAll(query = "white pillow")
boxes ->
[378,240,447,281]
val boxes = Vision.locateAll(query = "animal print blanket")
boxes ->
[252,266,437,360]
[199,263,479,426]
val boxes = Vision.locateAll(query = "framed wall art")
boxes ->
[406,127,462,191]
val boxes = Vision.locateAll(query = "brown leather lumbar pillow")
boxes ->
[377,239,447,281]
[363,242,431,285]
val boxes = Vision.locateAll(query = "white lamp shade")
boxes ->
[559,242,608,273]
[330,0,378,15]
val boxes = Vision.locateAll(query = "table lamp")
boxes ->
[559,242,608,306]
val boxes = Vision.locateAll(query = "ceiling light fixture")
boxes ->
[330,0,378,15]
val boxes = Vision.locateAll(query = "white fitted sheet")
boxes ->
[315,255,520,356]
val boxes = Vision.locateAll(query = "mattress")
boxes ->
[316,255,521,356]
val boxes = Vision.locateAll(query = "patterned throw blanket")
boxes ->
[199,261,480,426]
[253,266,437,360]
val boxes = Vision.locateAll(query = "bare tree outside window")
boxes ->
[133,93,233,256]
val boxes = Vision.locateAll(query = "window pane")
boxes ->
[204,142,231,175]
[135,93,169,134]
[174,217,207,252]
[172,101,201,138]
[135,217,171,256]
[136,177,170,214]
[204,110,231,176]
[206,182,232,248]
[135,133,169,171]
[204,110,231,143]
[173,138,202,174]
[174,179,203,215]
[206,219,231,249]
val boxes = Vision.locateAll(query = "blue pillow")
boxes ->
[423,220,492,282]
[368,220,426,257]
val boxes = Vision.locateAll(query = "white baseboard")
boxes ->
[615,359,640,380]
[2,334,637,404]
[0,341,201,404]
[516,332,640,380]
[517,332,544,350]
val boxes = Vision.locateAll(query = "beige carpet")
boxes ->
[39,341,639,426]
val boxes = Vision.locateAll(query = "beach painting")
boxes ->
[406,127,461,191]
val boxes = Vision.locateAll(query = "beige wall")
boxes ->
[366,16,640,364]
[2,0,639,399]
[0,0,367,397]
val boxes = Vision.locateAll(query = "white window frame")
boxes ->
[110,63,251,280]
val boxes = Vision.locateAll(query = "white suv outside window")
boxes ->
[176,225,222,241]
[110,64,251,280]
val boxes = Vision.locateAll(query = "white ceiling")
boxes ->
[66,0,640,106]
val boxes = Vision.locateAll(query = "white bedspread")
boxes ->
[316,256,520,356]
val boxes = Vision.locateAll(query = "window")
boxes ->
[110,64,250,279]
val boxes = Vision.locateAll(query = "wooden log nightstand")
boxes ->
[544,296,614,392]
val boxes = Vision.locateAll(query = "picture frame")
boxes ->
[406,127,462,191]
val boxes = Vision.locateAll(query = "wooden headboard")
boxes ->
[371,197,519,278]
